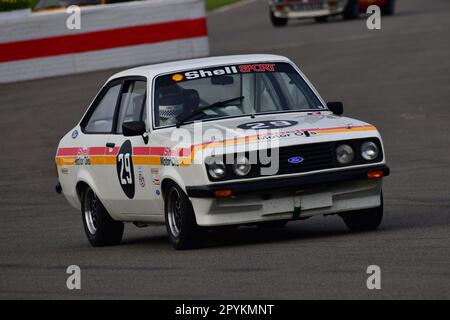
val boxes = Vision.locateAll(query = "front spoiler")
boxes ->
[186,165,390,198]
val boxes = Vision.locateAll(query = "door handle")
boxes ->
[106,142,115,148]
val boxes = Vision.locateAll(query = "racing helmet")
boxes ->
[158,86,184,121]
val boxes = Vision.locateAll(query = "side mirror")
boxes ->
[327,102,344,115]
[122,121,146,137]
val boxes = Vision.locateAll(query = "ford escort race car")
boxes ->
[55,54,389,249]
[268,0,396,26]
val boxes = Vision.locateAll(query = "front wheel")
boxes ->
[381,0,396,15]
[270,10,288,27]
[81,186,124,246]
[340,194,383,232]
[164,184,205,250]
[314,16,328,23]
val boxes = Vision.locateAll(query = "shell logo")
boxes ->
[172,74,184,82]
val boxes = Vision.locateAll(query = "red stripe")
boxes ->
[56,147,79,156]
[0,18,207,63]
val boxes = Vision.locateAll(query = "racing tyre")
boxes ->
[164,184,205,250]
[343,0,359,20]
[270,11,288,27]
[314,16,328,23]
[340,193,383,232]
[381,0,396,15]
[257,220,288,229]
[81,186,124,246]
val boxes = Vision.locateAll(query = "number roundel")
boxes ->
[237,120,298,130]
[116,140,135,199]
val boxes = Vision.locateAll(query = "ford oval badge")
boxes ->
[288,156,304,164]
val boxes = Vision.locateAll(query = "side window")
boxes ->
[116,80,147,134]
[84,84,121,133]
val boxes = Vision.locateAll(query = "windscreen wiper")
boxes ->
[176,96,244,128]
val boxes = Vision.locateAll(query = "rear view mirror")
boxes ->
[211,76,234,85]
[327,102,344,115]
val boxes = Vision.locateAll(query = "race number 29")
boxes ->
[118,153,132,185]
[116,140,135,199]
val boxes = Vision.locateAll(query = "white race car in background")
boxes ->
[268,0,396,26]
[55,54,389,250]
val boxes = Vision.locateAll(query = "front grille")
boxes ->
[276,142,335,175]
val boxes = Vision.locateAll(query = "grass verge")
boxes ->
[205,0,241,12]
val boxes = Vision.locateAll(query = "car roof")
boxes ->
[107,54,292,82]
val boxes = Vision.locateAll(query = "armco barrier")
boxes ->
[0,0,209,83]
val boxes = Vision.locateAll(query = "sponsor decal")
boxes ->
[160,156,179,167]
[238,120,298,130]
[152,179,161,186]
[156,189,161,196]
[180,64,276,81]
[172,74,184,82]
[71,130,78,139]
[257,130,317,141]
[150,168,159,174]
[61,167,69,174]
[138,167,145,188]
[75,148,90,165]
[116,140,135,199]
[288,156,304,164]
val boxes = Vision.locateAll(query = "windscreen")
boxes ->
[153,62,324,127]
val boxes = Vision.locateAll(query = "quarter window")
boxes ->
[84,84,121,133]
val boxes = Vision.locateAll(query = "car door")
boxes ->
[77,80,123,203]
[102,77,161,216]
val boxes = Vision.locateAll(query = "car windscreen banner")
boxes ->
[157,62,296,85]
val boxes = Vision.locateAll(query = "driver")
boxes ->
[157,85,200,127]
[157,85,185,126]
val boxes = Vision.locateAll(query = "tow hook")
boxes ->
[55,182,62,194]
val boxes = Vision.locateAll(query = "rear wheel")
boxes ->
[340,193,383,232]
[81,186,124,246]
[343,0,359,20]
[381,0,396,15]
[270,10,288,27]
[164,184,205,250]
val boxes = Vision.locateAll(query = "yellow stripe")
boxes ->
[132,156,161,165]
[56,157,76,166]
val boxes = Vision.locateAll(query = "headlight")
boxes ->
[361,141,379,161]
[232,156,251,177]
[336,144,354,165]
[207,158,226,179]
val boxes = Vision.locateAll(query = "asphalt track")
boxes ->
[0,0,449,299]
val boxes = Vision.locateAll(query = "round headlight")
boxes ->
[361,141,379,161]
[232,156,251,177]
[207,159,226,179]
[336,144,354,165]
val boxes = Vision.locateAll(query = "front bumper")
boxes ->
[186,165,390,198]
[270,1,346,19]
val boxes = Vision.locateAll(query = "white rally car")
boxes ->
[55,54,389,249]
[268,0,396,26]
